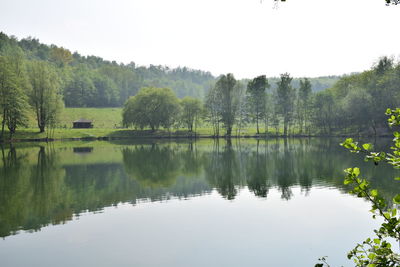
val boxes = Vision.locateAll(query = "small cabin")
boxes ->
[73,147,94,153]
[73,119,93,129]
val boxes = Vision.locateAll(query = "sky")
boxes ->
[0,0,399,79]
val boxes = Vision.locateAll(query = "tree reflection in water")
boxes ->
[0,138,397,237]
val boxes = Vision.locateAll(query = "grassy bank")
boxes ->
[4,107,381,142]
[27,107,123,129]
[1,127,385,143]
[10,107,273,141]
[3,127,285,142]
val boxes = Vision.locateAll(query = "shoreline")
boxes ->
[0,133,393,143]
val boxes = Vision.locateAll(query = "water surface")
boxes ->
[0,138,398,266]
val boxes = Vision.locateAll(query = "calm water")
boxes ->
[0,138,399,266]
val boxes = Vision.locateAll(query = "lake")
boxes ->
[0,138,398,266]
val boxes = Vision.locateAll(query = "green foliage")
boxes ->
[297,78,312,134]
[3,31,400,138]
[312,90,336,135]
[27,60,63,132]
[312,57,400,136]
[0,47,30,138]
[0,32,215,108]
[180,97,203,132]
[340,109,400,266]
[266,75,340,93]
[49,46,72,67]
[123,145,181,187]
[276,73,296,136]
[209,74,243,136]
[204,85,222,136]
[247,75,269,134]
[2,138,400,239]
[122,87,181,131]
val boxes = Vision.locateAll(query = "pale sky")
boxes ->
[1,0,399,79]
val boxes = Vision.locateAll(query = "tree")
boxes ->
[276,73,295,136]
[64,65,96,107]
[374,56,393,76]
[0,47,29,139]
[247,75,270,134]
[204,85,222,137]
[213,74,241,137]
[49,46,72,67]
[122,87,180,131]
[97,65,140,105]
[297,78,312,134]
[341,87,373,134]
[312,91,335,134]
[91,73,119,107]
[27,61,63,133]
[180,97,203,132]
[263,90,273,135]
[236,81,249,136]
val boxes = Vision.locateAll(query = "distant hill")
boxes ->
[0,32,215,107]
[0,32,341,107]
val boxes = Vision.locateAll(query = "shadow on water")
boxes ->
[0,138,398,237]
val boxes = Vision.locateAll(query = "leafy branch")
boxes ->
[337,108,400,266]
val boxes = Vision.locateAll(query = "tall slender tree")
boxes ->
[180,96,203,132]
[204,85,221,137]
[297,78,312,134]
[236,81,248,136]
[0,47,29,139]
[27,61,63,133]
[214,74,240,137]
[276,73,295,136]
[247,75,270,134]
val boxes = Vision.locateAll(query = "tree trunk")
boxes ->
[283,116,288,137]
[299,117,303,134]
[1,110,6,140]
[39,124,45,133]
[256,117,259,134]
[226,126,232,137]
[264,117,268,136]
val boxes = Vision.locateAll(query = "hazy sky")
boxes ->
[1,0,399,78]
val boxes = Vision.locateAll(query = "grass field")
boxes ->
[8,107,288,141]
[6,127,285,142]
[27,108,123,129]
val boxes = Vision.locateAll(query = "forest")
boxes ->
[0,31,399,138]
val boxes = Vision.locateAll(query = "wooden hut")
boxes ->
[73,119,93,129]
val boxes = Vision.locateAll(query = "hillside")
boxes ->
[1,32,340,107]
[0,32,215,107]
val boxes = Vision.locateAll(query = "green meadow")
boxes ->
[26,107,124,129]
[8,107,285,141]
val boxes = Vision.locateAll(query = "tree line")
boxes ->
[123,56,400,137]
[0,31,338,107]
[0,45,63,138]
[2,31,399,138]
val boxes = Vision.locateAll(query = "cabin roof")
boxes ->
[73,118,92,123]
